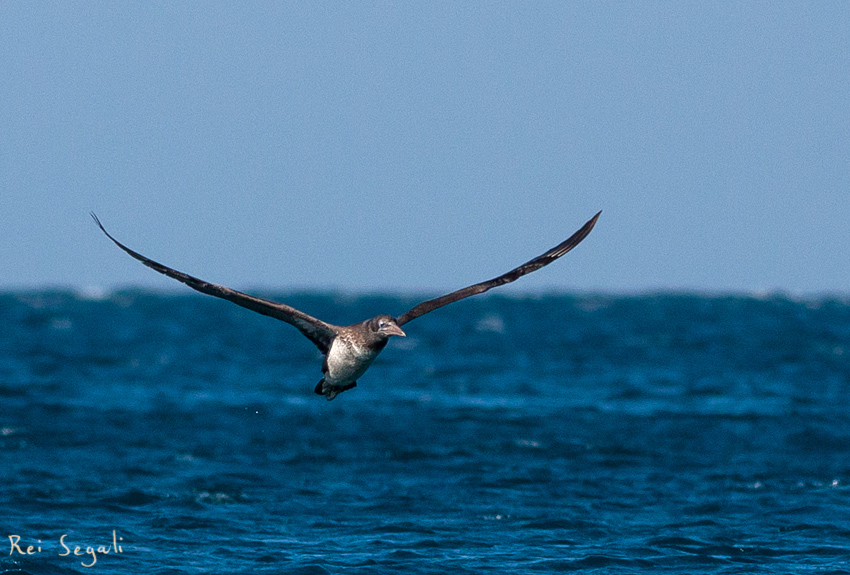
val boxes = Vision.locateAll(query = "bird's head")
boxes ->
[369,314,406,339]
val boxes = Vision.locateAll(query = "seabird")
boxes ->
[92,211,600,400]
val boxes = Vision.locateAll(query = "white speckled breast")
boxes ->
[324,336,379,385]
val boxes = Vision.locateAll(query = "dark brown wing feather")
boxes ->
[396,211,601,326]
[91,214,337,354]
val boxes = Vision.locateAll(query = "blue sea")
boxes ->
[2,291,850,574]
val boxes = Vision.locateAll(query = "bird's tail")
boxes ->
[314,379,357,401]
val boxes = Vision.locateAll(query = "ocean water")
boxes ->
[1,291,849,574]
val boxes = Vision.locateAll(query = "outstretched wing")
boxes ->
[91,214,337,354]
[396,211,601,326]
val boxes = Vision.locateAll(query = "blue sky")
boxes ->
[2,2,848,294]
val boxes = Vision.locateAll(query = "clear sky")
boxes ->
[2,2,848,295]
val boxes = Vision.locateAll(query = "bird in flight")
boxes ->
[92,211,600,400]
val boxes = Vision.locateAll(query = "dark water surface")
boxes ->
[2,291,849,574]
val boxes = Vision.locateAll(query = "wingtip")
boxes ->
[583,210,602,231]
[90,212,104,230]
[90,212,118,244]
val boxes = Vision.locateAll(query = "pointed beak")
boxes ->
[385,324,406,337]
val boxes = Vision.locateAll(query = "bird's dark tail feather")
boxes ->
[315,379,357,401]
